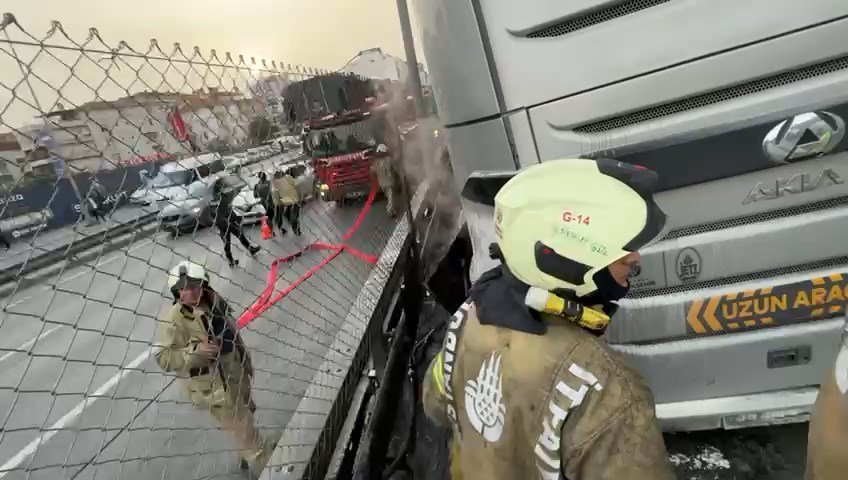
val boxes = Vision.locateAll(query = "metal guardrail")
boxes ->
[1,151,306,290]
[261,219,411,480]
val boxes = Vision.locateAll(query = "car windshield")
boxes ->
[308,118,378,157]
[150,168,193,188]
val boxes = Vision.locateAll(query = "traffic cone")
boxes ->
[260,216,272,240]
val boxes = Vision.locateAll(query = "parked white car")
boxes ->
[230,187,267,225]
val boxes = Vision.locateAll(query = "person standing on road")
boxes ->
[87,178,108,223]
[253,172,275,236]
[371,145,399,218]
[370,97,402,218]
[421,159,674,480]
[805,320,848,480]
[271,169,301,236]
[300,127,311,157]
[281,168,303,236]
[213,178,260,267]
[155,261,270,476]
[139,169,151,187]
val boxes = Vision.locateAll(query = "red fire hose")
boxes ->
[238,185,380,328]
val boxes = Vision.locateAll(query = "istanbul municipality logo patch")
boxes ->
[465,352,506,442]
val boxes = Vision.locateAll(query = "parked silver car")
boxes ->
[157,174,260,237]
[130,154,225,206]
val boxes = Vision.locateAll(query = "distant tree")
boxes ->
[247,116,279,145]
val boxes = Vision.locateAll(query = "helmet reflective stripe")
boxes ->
[167,261,209,291]
[492,158,666,296]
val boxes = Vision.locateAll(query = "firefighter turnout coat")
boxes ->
[272,175,300,206]
[154,293,267,468]
[422,301,674,480]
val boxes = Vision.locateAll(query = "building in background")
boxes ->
[251,74,291,119]
[12,88,259,176]
[178,87,259,152]
[339,47,430,86]
[14,92,184,176]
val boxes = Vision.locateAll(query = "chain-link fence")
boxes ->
[0,13,411,480]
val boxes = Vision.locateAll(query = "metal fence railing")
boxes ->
[0,13,412,480]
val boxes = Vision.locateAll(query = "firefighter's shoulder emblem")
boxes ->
[464,351,506,442]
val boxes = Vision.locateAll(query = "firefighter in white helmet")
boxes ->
[155,261,269,475]
[422,158,674,480]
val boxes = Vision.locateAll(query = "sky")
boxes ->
[2,0,420,70]
[0,0,425,130]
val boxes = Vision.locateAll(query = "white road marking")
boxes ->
[4,237,158,309]
[61,236,158,281]
[0,324,63,366]
[0,348,152,477]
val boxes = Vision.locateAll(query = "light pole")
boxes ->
[395,0,425,116]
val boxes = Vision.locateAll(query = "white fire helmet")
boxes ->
[463,158,668,297]
[167,261,210,296]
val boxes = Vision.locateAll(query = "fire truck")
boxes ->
[304,108,390,204]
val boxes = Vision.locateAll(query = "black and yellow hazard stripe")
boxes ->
[684,273,848,336]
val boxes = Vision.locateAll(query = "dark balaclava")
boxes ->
[577,267,631,317]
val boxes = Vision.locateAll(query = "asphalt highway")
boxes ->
[0,159,395,480]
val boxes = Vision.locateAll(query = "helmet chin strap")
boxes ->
[487,242,617,333]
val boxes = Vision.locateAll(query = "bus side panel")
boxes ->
[526,18,848,229]
[411,0,501,125]
[444,118,515,192]
[479,0,848,110]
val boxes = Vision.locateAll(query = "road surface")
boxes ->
[0,205,158,273]
[0,168,396,480]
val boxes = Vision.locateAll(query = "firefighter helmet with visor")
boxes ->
[464,158,667,297]
[167,261,210,297]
